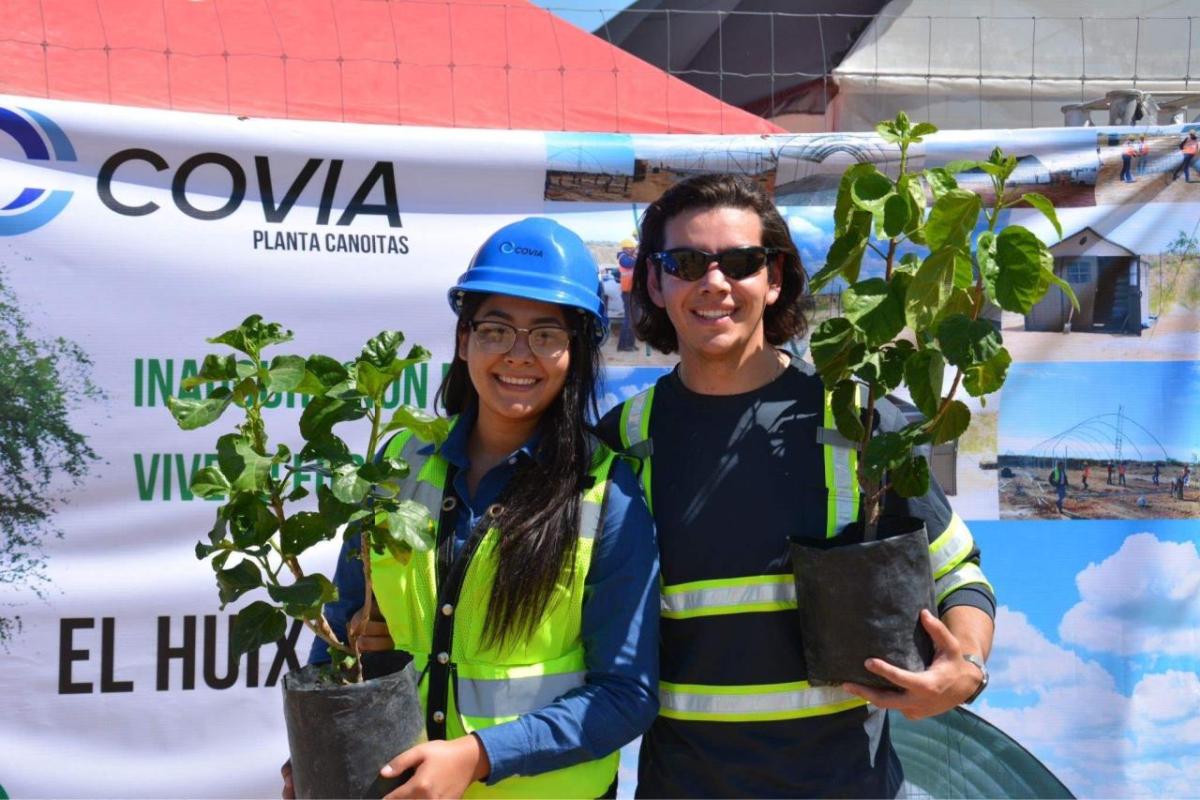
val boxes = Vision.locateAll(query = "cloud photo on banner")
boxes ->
[970,520,1200,798]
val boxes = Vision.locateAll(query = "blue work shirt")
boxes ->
[310,410,660,784]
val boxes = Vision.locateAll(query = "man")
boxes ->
[617,238,638,352]
[596,174,995,798]
[1173,132,1198,183]
[1050,461,1069,514]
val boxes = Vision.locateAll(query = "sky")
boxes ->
[970,520,1200,799]
[998,361,1200,462]
[529,0,636,33]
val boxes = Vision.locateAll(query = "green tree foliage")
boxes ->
[0,271,102,643]
[168,316,447,683]
[811,113,1079,539]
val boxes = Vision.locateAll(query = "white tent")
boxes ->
[831,0,1200,131]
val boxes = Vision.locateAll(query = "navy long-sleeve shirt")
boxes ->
[310,412,660,784]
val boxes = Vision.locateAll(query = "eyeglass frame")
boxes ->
[466,318,574,359]
[649,246,781,282]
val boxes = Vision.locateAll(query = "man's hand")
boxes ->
[842,608,991,720]
[381,735,491,799]
[348,606,394,653]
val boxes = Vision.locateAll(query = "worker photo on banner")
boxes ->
[997,360,1199,521]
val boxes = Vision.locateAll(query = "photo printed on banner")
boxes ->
[970,520,1200,799]
[998,361,1200,521]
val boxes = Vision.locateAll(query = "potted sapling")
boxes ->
[166,315,449,797]
[793,113,1078,688]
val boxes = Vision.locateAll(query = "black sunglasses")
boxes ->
[649,246,780,281]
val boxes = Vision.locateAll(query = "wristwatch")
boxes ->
[961,653,989,704]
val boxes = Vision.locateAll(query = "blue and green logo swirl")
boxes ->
[1,107,76,235]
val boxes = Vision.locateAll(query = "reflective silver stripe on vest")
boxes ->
[928,514,974,578]
[456,670,586,718]
[579,494,604,541]
[622,388,652,450]
[661,580,796,617]
[934,562,990,603]
[396,433,444,509]
[659,683,860,716]
[830,444,857,531]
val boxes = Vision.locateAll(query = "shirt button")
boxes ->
[436,651,449,665]
[441,603,454,616]
[432,710,446,723]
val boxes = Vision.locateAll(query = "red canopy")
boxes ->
[0,0,782,134]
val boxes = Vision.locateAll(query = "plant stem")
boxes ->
[885,238,897,282]
[858,386,881,542]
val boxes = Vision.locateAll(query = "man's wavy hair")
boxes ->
[632,173,808,354]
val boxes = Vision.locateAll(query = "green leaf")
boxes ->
[231,601,287,657]
[382,406,453,445]
[925,190,981,250]
[269,574,338,619]
[217,560,263,605]
[298,434,353,467]
[280,511,335,557]
[952,249,975,290]
[904,349,945,418]
[863,431,911,481]
[331,462,371,505]
[216,433,273,493]
[905,248,957,331]
[910,122,938,139]
[299,396,367,441]
[891,455,930,498]
[375,499,437,559]
[834,164,879,236]
[928,400,971,445]
[941,160,979,176]
[851,170,894,213]
[359,459,409,484]
[896,252,921,275]
[225,491,279,548]
[810,318,868,388]
[285,485,310,502]
[843,278,905,348]
[293,355,350,396]
[361,330,405,368]
[993,226,1052,314]
[933,287,977,329]
[195,540,219,560]
[923,168,958,200]
[898,174,926,237]
[1042,267,1082,312]
[1020,192,1062,239]
[882,193,910,238]
[208,315,293,358]
[230,376,259,407]
[831,380,865,442]
[963,346,1012,397]
[180,354,240,390]
[265,355,306,394]
[812,228,870,293]
[166,387,234,430]
[875,120,903,144]
[355,360,395,399]
[936,314,1002,369]
[877,341,913,393]
[189,466,231,500]
[318,484,359,527]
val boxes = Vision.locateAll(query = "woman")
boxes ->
[292,218,659,799]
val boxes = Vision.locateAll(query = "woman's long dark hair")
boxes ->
[436,292,602,650]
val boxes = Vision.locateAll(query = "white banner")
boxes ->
[2,95,1197,799]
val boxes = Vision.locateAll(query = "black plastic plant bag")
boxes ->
[790,517,936,690]
[283,651,424,798]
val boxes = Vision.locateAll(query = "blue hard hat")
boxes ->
[449,217,609,344]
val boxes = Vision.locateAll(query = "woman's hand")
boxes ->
[280,759,294,799]
[381,735,491,799]
[348,606,394,653]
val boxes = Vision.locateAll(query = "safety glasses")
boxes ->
[468,320,573,359]
[649,246,779,282]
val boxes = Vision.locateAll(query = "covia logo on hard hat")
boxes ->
[499,241,544,257]
[0,107,76,236]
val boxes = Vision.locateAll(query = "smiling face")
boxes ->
[458,294,571,432]
[647,205,781,366]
